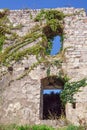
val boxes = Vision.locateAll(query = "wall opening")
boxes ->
[43,89,63,119]
[50,36,61,55]
[42,24,63,56]
[40,76,65,120]
[72,102,76,109]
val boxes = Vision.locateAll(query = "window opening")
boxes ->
[40,76,65,120]
[43,89,63,119]
[50,36,61,56]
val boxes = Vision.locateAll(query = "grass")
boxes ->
[0,124,86,130]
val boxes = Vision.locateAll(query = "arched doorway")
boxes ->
[40,76,65,120]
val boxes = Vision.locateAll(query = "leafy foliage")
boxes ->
[35,9,64,21]
[0,9,65,81]
[35,10,65,55]
[34,9,45,21]
[60,78,87,105]
[35,9,64,33]
[0,36,5,52]
[46,66,50,76]
[67,124,85,130]
[0,124,85,130]
[45,39,53,55]
[32,125,54,130]
[0,9,65,64]
[0,124,54,130]
[0,9,10,52]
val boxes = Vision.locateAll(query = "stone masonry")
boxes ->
[0,7,87,126]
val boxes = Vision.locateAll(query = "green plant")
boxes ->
[0,36,5,52]
[32,125,54,130]
[57,70,69,84]
[45,39,53,55]
[0,9,11,52]
[35,10,64,33]
[46,66,50,76]
[0,9,65,65]
[0,9,66,82]
[11,24,23,30]
[34,9,45,21]
[16,125,30,130]
[0,31,42,63]
[9,33,19,40]
[57,127,67,130]
[66,124,85,130]
[0,124,86,130]
[47,19,62,32]
[60,78,87,105]
[35,10,64,22]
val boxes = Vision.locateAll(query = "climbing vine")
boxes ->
[0,9,65,65]
[0,9,10,52]
[0,9,86,106]
[60,78,87,105]
[35,9,65,55]
[0,9,67,81]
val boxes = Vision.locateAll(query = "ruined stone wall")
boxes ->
[63,9,87,125]
[0,7,87,126]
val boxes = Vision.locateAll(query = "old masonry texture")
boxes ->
[0,7,87,126]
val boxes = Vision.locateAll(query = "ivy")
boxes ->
[0,36,5,52]
[34,9,45,21]
[12,42,44,61]
[0,9,86,108]
[35,10,65,22]
[45,10,64,20]
[60,78,87,105]
[45,39,53,55]
[35,10,65,56]
[57,70,70,84]
[46,67,50,77]
[0,27,42,64]
[0,9,66,80]
[0,9,10,52]
[47,19,60,32]
[35,10,65,33]
[0,9,65,65]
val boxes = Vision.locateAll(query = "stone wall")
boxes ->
[62,8,87,125]
[0,7,87,126]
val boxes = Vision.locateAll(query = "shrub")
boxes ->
[66,125,85,130]
[16,125,30,130]
[32,125,54,130]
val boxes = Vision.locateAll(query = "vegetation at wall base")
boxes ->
[0,124,86,130]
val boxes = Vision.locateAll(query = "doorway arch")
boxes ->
[40,76,65,120]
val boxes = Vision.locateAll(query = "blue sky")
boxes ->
[51,36,61,55]
[0,0,87,10]
[43,89,62,94]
